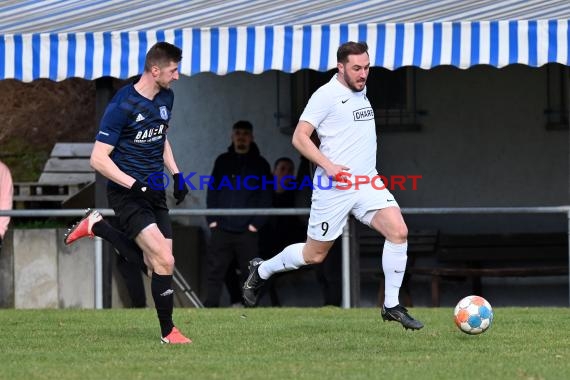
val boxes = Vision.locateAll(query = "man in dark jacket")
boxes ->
[205,120,272,307]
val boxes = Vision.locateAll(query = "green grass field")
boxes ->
[0,307,568,380]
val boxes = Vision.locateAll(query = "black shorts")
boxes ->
[107,186,172,240]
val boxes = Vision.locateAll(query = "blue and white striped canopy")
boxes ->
[1,0,569,82]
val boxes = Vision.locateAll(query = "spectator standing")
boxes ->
[205,120,272,307]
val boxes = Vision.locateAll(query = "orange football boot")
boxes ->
[63,209,102,245]
[160,327,192,344]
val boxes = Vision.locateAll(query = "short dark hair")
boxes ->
[274,157,294,169]
[337,41,369,64]
[233,120,253,131]
[144,42,182,72]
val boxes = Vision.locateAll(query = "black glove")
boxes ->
[173,173,189,205]
[131,180,162,203]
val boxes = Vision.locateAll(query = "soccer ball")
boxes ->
[453,295,493,335]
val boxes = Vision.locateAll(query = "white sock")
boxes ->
[382,240,408,308]
[258,243,306,280]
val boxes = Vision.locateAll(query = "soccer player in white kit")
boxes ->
[243,41,423,330]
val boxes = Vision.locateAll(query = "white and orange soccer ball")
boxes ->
[453,295,494,335]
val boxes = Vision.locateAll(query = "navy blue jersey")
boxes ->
[96,84,173,186]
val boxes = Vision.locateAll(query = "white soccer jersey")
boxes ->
[300,74,377,182]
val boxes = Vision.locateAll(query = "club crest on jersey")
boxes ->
[353,107,375,121]
[159,106,169,120]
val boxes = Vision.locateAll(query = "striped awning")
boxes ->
[1,0,569,82]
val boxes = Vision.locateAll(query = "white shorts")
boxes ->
[307,180,399,241]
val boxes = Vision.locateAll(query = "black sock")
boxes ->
[151,272,175,337]
[91,219,148,274]
[116,256,147,308]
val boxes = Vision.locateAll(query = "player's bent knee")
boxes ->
[386,224,408,244]
[151,253,175,273]
[398,226,409,242]
[164,255,175,271]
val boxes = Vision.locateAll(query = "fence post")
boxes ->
[341,224,351,309]
[94,237,103,309]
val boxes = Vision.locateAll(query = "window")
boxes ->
[367,67,422,131]
[545,64,569,130]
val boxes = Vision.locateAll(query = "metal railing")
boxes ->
[1,206,569,307]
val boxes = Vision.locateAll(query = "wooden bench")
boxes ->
[410,233,569,307]
[13,142,95,207]
[353,221,439,307]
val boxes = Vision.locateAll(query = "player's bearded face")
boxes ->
[156,61,180,89]
[341,53,370,92]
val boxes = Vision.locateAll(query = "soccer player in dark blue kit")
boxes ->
[64,42,191,344]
